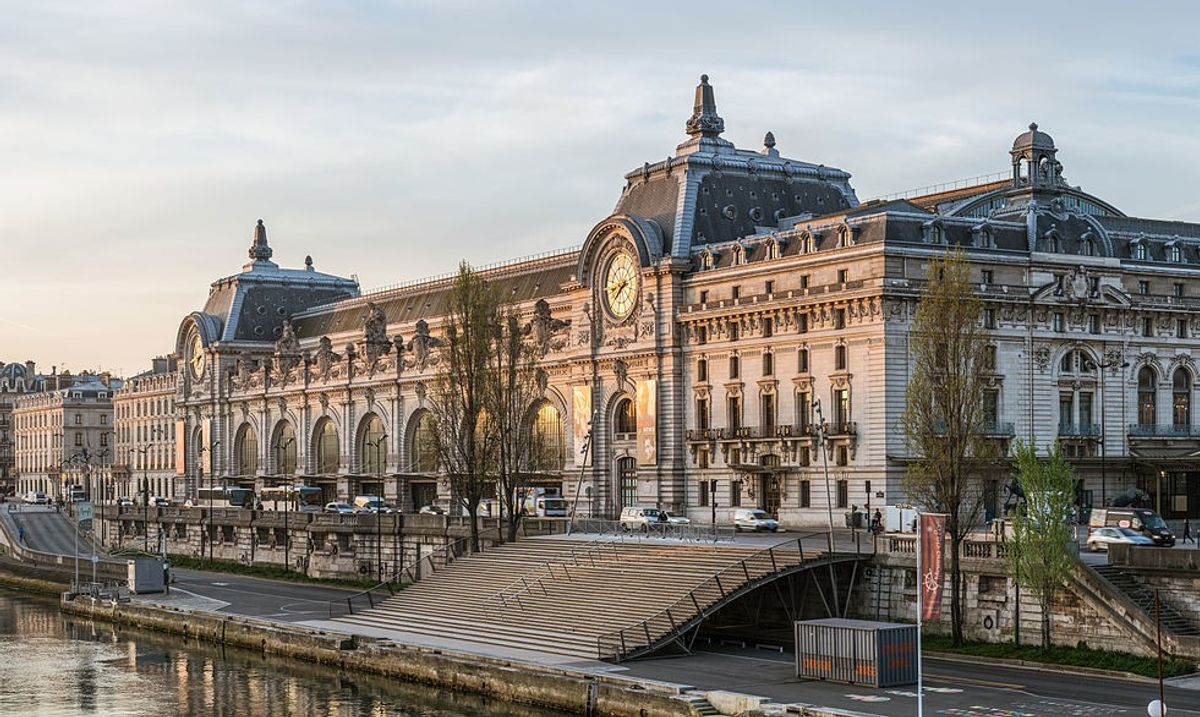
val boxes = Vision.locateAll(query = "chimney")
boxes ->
[25,361,35,377]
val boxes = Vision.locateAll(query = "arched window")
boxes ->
[411,411,439,473]
[1081,238,1094,256]
[235,423,258,476]
[359,414,386,474]
[530,402,564,472]
[1173,369,1191,428]
[615,397,637,436]
[1138,366,1157,427]
[1170,245,1183,263]
[314,418,340,474]
[271,421,297,475]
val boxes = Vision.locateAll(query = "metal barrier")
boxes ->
[595,531,867,661]
[568,518,735,543]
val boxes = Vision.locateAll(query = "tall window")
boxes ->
[796,391,811,432]
[834,345,847,371]
[615,398,637,435]
[727,395,742,431]
[618,457,638,508]
[411,412,438,473]
[983,390,999,428]
[359,414,386,474]
[314,419,339,474]
[798,348,810,373]
[760,393,776,430]
[272,421,297,475]
[762,352,774,376]
[697,358,708,383]
[1174,369,1191,428]
[836,480,848,509]
[800,480,811,508]
[235,423,258,476]
[1138,367,1157,427]
[696,397,710,430]
[834,389,850,429]
[530,402,565,471]
[729,355,740,379]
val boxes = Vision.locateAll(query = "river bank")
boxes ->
[59,592,864,717]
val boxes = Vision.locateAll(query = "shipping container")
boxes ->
[794,618,918,687]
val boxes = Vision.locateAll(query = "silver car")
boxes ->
[1087,526,1154,551]
[734,508,780,532]
[323,502,356,514]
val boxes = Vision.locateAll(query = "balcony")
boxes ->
[1058,423,1101,438]
[979,421,1015,437]
[827,421,857,437]
[1128,423,1200,439]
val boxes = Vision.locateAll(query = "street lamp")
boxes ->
[811,397,840,617]
[1085,355,1130,508]
[198,439,220,563]
[273,436,295,573]
[366,432,388,582]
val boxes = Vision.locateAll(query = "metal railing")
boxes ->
[1128,423,1200,438]
[1059,422,1102,437]
[480,539,622,613]
[326,534,485,619]
[596,532,865,661]
[568,518,735,543]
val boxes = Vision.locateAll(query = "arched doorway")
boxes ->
[758,454,782,519]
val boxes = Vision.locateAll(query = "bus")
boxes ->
[259,485,324,513]
[516,487,568,518]
[188,486,256,509]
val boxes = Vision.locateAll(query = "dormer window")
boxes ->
[699,250,715,270]
[732,245,745,266]
[924,221,945,245]
[1169,243,1183,263]
[766,239,780,260]
[837,225,857,248]
[1132,241,1148,261]
[798,231,814,254]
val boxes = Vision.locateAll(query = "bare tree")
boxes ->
[1007,440,1076,650]
[486,308,544,543]
[901,248,998,646]
[427,263,498,553]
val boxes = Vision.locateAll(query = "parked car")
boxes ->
[734,508,780,533]
[418,504,445,515]
[661,511,691,525]
[1089,508,1175,547]
[115,497,134,507]
[23,491,48,505]
[323,502,356,514]
[1087,526,1155,552]
[620,506,669,531]
[352,496,393,513]
[150,496,170,508]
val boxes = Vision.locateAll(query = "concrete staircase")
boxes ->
[332,537,806,659]
[1091,564,1200,636]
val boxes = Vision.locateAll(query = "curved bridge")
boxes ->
[597,537,870,661]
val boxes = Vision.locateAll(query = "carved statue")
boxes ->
[407,320,441,371]
[274,320,303,374]
[527,299,572,357]
[236,350,256,386]
[361,302,392,363]
[315,336,339,380]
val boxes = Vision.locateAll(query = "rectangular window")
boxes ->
[100,433,108,447]
[74,414,82,425]
[74,433,82,446]
[761,393,776,430]
[765,280,775,295]
[800,480,811,508]
[834,388,850,428]
[729,322,739,341]
[699,479,709,506]
[727,396,742,431]
[1059,393,1074,431]
[798,446,811,466]
[984,308,996,329]
[698,448,710,470]
[837,268,848,284]
[1178,319,1188,339]
[762,317,774,338]
[763,352,774,376]
[800,275,810,290]
[834,308,846,329]
[835,445,849,467]
[731,285,741,300]
[697,325,707,344]
[1089,314,1101,334]
[983,390,999,427]
[100,415,108,424]
[729,356,740,379]
[699,290,709,304]
[1079,392,1094,428]
[1175,283,1185,298]
[834,344,847,371]
[1139,280,1150,295]
[1143,317,1154,338]
[1053,312,1065,333]
[836,479,849,508]
[697,358,708,383]
[981,269,993,285]
[983,345,997,372]
[730,480,742,507]
[696,397,710,430]
[796,391,811,432]
[797,314,808,334]
[798,348,809,373]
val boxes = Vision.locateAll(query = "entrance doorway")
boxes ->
[618,457,638,510]
[759,455,782,518]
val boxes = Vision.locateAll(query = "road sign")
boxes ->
[77,501,93,523]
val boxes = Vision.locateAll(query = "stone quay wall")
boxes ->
[95,505,563,581]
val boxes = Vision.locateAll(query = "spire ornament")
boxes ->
[685,74,725,138]
[249,219,273,262]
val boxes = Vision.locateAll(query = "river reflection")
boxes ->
[0,590,574,717]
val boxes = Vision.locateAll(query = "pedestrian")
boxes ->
[17,525,25,544]
[1184,517,1194,545]
[873,509,883,535]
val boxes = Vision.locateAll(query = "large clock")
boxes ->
[189,333,206,379]
[603,251,638,320]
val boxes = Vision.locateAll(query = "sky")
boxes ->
[2,1,1199,375]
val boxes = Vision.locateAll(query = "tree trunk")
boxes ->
[506,511,520,543]
[950,535,964,646]
[1041,591,1052,651]
[466,504,480,553]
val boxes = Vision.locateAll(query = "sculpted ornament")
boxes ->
[1032,344,1051,372]
[274,320,303,375]
[315,337,339,380]
[527,299,572,357]
[361,302,392,364]
[235,350,256,388]
[613,359,629,389]
[406,320,441,372]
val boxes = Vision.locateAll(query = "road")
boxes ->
[621,643,1200,716]
[0,506,101,557]
[152,568,359,623]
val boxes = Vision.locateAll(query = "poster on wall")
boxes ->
[175,419,187,475]
[636,379,657,466]
[201,418,212,475]
[572,386,592,467]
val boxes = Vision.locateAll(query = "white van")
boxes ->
[23,491,48,505]
[352,495,391,513]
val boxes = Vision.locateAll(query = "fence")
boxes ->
[567,518,736,543]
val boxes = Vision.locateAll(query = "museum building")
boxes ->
[172,76,1200,525]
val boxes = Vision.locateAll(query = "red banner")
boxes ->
[919,513,947,622]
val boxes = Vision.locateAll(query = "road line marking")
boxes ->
[926,672,1025,690]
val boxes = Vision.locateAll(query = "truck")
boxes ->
[516,487,568,518]
[1089,507,1174,547]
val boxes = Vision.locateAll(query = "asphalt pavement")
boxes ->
[153,568,359,623]
[621,643,1200,716]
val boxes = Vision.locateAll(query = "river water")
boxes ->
[0,589,573,717]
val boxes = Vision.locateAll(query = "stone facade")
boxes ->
[168,77,1200,527]
[0,360,46,494]
[113,357,180,502]
[13,373,117,500]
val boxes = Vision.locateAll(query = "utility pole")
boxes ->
[273,436,294,573]
[812,398,840,617]
[367,433,388,582]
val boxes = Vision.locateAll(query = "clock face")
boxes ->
[603,252,638,319]
[189,333,206,379]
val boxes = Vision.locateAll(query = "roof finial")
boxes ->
[764,131,776,149]
[685,73,725,138]
[305,255,314,271]
[1029,122,1038,131]
[248,219,273,262]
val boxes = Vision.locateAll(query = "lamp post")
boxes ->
[367,433,388,582]
[198,440,220,563]
[1086,356,1129,509]
[273,437,294,573]
[812,397,840,617]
